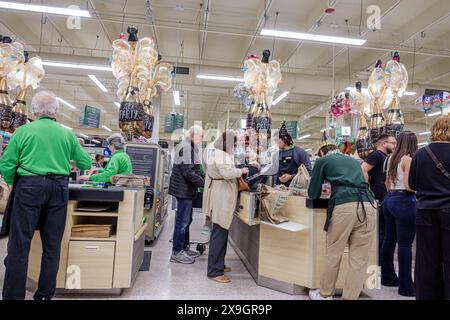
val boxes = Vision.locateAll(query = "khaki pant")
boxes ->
[320,202,376,300]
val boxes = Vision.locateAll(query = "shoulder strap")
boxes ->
[425,146,450,180]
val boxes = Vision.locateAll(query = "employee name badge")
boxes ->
[282,156,292,163]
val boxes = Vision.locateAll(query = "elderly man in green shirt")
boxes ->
[0,90,92,300]
[79,133,132,183]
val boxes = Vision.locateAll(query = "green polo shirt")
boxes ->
[0,116,92,185]
[89,149,132,183]
[308,153,375,206]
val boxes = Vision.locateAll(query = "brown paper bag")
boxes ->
[258,184,289,224]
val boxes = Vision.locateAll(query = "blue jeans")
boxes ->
[172,198,193,253]
[381,192,416,296]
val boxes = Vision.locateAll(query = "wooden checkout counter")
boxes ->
[229,192,378,295]
[27,186,147,294]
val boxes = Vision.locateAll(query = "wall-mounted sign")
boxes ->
[79,105,101,128]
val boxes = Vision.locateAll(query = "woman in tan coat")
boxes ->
[203,131,248,283]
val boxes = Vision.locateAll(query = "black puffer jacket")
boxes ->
[169,139,205,199]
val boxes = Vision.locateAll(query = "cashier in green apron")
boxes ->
[274,122,312,186]
[79,133,132,183]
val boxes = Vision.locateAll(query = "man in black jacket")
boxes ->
[169,125,205,264]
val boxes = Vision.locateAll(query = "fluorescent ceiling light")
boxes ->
[0,1,91,17]
[56,97,76,110]
[240,119,247,128]
[261,28,366,46]
[346,86,416,96]
[102,125,112,132]
[197,74,245,82]
[43,61,112,72]
[88,75,108,92]
[272,91,289,106]
[419,131,431,136]
[320,127,333,132]
[60,124,73,130]
[305,148,312,152]
[92,139,101,144]
[427,111,442,117]
[297,134,312,140]
[418,142,428,146]
[114,102,120,108]
[78,133,89,139]
[173,90,181,106]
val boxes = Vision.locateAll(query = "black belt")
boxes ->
[388,190,414,195]
[18,165,69,182]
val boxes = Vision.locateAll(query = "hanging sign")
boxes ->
[79,105,101,128]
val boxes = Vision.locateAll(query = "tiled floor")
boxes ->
[0,205,414,300]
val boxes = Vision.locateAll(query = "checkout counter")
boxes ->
[229,192,378,294]
[27,185,146,293]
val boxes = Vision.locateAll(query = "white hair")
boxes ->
[31,90,59,117]
[187,125,204,139]
[106,133,126,149]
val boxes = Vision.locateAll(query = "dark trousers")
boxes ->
[381,193,416,295]
[415,208,450,300]
[378,202,385,266]
[172,198,193,253]
[207,223,229,277]
[2,176,69,300]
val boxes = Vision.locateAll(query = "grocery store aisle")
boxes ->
[0,200,414,300]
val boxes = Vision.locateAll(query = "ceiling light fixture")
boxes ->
[91,139,101,144]
[418,142,428,146]
[427,111,442,117]
[0,1,91,17]
[173,90,181,106]
[42,61,112,72]
[196,74,245,82]
[261,28,366,46]
[56,97,76,110]
[88,75,108,92]
[78,133,89,138]
[114,102,120,108]
[305,148,312,152]
[102,125,112,132]
[272,91,289,106]
[320,127,333,132]
[297,134,312,140]
[60,124,73,130]
[419,131,431,136]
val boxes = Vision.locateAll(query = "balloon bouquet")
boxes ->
[415,92,449,116]
[368,59,387,145]
[352,81,372,159]
[384,52,408,137]
[138,52,173,139]
[7,51,45,131]
[242,50,282,157]
[329,86,359,155]
[0,36,24,131]
[0,36,44,132]
[111,26,173,140]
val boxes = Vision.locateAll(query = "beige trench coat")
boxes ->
[202,148,242,230]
